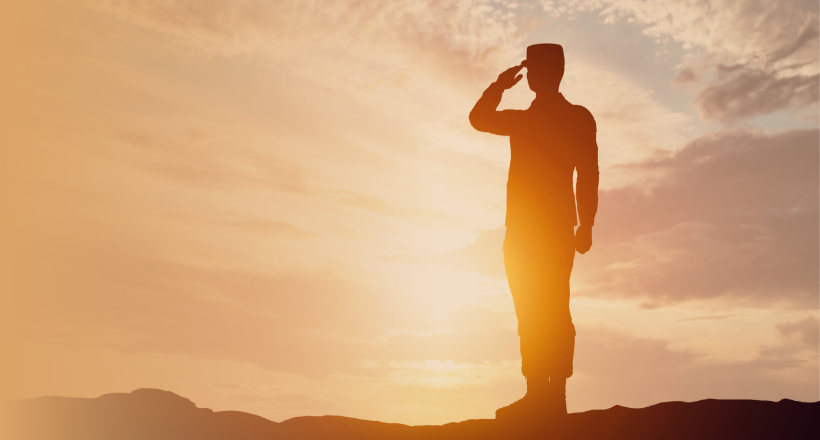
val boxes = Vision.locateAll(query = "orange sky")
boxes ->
[1,0,818,425]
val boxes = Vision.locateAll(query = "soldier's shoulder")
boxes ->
[572,105,597,131]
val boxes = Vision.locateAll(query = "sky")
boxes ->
[1,0,818,426]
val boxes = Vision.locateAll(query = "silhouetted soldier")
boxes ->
[469,44,598,422]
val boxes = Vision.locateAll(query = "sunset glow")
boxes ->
[1,0,817,425]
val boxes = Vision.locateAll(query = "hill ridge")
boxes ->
[3,388,817,439]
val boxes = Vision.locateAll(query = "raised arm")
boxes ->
[574,107,599,254]
[469,64,525,135]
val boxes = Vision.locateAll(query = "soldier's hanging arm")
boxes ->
[469,64,525,135]
[575,107,599,254]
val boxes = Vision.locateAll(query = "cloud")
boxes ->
[748,317,819,370]
[675,314,736,322]
[79,0,702,189]
[585,221,806,306]
[575,329,696,376]
[694,65,819,122]
[776,316,820,346]
[542,0,819,121]
[88,0,532,84]
[578,128,819,308]
[672,68,698,84]
[545,0,818,68]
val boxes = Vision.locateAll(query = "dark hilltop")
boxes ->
[3,388,817,439]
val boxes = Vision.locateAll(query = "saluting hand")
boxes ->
[495,63,525,90]
[575,225,593,254]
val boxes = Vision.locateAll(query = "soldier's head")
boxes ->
[523,44,564,94]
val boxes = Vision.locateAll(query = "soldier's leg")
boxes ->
[542,227,577,415]
[504,240,545,380]
[496,231,552,420]
[499,227,574,420]
[505,227,574,380]
[543,269,574,378]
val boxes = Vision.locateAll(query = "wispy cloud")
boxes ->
[542,0,819,121]
[676,314,737,322]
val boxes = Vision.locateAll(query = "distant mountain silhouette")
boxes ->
[2,388,817,439]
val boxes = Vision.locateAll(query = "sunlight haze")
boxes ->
[1,0,818,425]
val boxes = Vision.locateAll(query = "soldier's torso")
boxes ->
[506,96,587,231]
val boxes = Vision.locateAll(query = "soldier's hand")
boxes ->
[495,63,525,89]
[575,225,593,254]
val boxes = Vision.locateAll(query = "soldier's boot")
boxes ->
[495,376,548,421]
[543,323,574,420]
[544,377,568,420]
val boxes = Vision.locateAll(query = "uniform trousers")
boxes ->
[503,226,576,379]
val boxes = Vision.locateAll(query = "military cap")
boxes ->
[523,43,564,73]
